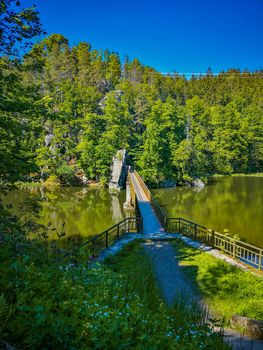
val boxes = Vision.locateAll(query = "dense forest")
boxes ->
[1,15,263,185]
[0,2,263,349]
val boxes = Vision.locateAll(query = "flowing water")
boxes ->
[2,186,126,241]
[153,176,263,248]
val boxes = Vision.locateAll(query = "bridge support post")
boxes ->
[123,179,134,211]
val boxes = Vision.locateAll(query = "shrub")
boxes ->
[56,162,75,185]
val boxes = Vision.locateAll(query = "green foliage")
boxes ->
[172,239,263,322]
[56,162,75,185]
[1,17,263,185]
[0,210,228,349]
[0,0,44,56]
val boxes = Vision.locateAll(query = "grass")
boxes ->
[212,173,263,177]
[104,240,230,349]
[0,221,229,350]
[171,239,263,324]
[231,173,263,177]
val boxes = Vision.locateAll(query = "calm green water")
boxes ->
[153,176,263,248]
[2,176,263,247]
[2,187,125,240]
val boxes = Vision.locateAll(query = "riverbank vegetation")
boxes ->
[0,207,229,349]
[212,173,263,178]
[171,239,263,324]
[1,2,263,187]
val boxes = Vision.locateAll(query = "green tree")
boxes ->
[0,0,44,56]
[138,99,178,184]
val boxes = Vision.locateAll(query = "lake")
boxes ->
[2,176,262,248]
[2,186,126,241]
[153,176,263,248]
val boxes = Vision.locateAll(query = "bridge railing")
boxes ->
[80,217,142,258]
[134,170,167,227]
[133,171,263,271]
[134,196,144,232]
[166,217,263,270]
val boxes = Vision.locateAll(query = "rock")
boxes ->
[114,90,124,102]
[192,178,205,188]
[44,133,54,147]
[231,315,263,339]
[82,175,88,185]
[99,90,124,109]
[108,149,127,191]
[158,180,176,188]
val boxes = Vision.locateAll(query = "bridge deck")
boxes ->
[130,173,165,235]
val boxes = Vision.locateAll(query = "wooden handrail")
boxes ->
[133,170,167,226]
[166,217,263,270]
[132,170,263,271]
[80,216,143,258]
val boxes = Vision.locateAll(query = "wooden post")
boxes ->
[164,217,167,232]
[194,224,197,240]
[92,240,95,258]
[233,240,236,259]
[106,231,108,248]
[211,230,215,248]
[117,225,120,240]
[178,218,181,233]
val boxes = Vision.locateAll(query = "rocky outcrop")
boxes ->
[108,149,127,192]
[192,178,205,188]
[186,178,206,189]
[99,90,124,109]
[231,315,263,339]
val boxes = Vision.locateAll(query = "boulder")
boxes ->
[231,315,263,339]
[192,178,205,188]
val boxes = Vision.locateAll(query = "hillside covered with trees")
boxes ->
[1,2,263,349]
[1,9,263,186]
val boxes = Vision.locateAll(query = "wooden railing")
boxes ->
[80,217,142,258]
[134,170,167,227]
[166,217,263,270]
[133,171,263,271]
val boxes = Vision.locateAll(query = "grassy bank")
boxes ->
[0,210,229,350]
[103,241,229,349]
[171,239,263,324]
[14,179,104,189]
[212,173,263,178]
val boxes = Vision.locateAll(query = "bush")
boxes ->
[56,163,75,185]
[44,175,60,187]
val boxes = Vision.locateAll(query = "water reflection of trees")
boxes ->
[154,177,263,247]
[3,187,125,241]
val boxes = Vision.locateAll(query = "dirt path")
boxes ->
[144,240,263,350]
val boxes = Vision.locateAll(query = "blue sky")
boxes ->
[24,0,263,73]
